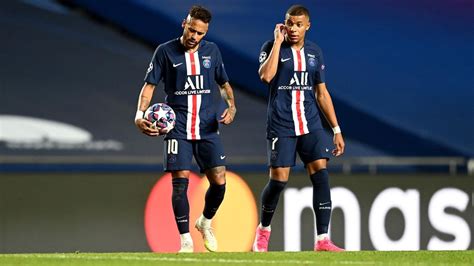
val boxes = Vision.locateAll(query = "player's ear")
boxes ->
[181,19,186,29]
[306,21,311,31]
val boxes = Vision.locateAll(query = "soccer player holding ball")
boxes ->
[253,5,345,252]
[134,6,236,253]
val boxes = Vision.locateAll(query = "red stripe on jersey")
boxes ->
[295,90,304,135]
[191,95,197,139]
[190,52,196,75]
[189,52,197,139]
[296,50,302,71]
[295,50,304,134]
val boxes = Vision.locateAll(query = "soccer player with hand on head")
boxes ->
[253,5,344,252]
[134,6,236,253]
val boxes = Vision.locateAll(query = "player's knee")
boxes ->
[206,166,226,185]
[310,168,329,185]
[172,170,190,179]
[270,167,290,181]
[307,159,328,175]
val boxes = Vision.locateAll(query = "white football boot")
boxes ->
[195,215,218,252]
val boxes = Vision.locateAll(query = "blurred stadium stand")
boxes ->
[1,0,473,172]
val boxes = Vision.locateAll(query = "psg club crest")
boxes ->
[203,58,211,69]
[308,57,317,67]
[168,154,177,164]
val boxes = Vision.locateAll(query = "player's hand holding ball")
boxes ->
[136,103,176,137]
[135,117,160,136]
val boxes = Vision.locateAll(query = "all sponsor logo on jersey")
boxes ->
[290,72,308,86]
[278,72,312,91]
[175,75,211,96]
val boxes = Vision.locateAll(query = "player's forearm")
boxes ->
[258,42,282,83]
[137,83,155,111]
[317,91,340,128]
[220,82,236,109]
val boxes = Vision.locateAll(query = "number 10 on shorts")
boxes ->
[167,139,178,154]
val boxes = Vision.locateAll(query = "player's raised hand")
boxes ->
[218,106,236,125]
[274,23,285,44]
[135,119,160,136]
[332,133,345,157]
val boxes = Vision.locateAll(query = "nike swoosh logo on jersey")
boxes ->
[220,155,226,160]
[173,62,183,67]
[281,58,291,62]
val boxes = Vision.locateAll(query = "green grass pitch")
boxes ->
[0,251,473,266]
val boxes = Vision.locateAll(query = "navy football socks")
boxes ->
[310,169,332,234]
[203,183,226,219]
[172,178,190,234]
[260,179,288,227]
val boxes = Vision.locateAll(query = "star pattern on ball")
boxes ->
[156,107,169,122]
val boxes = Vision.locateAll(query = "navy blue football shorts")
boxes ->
[163,137,226,173]
[267,129,332,168]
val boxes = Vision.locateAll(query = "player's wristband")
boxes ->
[332,126,342,134]
[134,110,144,122]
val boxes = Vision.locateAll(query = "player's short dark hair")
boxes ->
[188,5,212,23]
[286,5,310,19]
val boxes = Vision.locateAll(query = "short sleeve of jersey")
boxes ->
[315,47,326,84]
[144,45,166,85]
[214,46,229,86]
[258,40,273,66]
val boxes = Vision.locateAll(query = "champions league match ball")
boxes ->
[145,103,176,133]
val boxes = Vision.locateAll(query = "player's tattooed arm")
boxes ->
[138,83,155,111]
[219,82,235,108]
[219,82,236,125]
[135,83,159,136]
[140,97,150,111]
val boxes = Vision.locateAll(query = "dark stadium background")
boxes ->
[0,0,472,252]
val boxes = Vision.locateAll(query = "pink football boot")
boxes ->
[252,226,271,252]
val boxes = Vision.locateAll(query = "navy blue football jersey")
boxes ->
[259,40,326,138]
[145,38,229,140]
